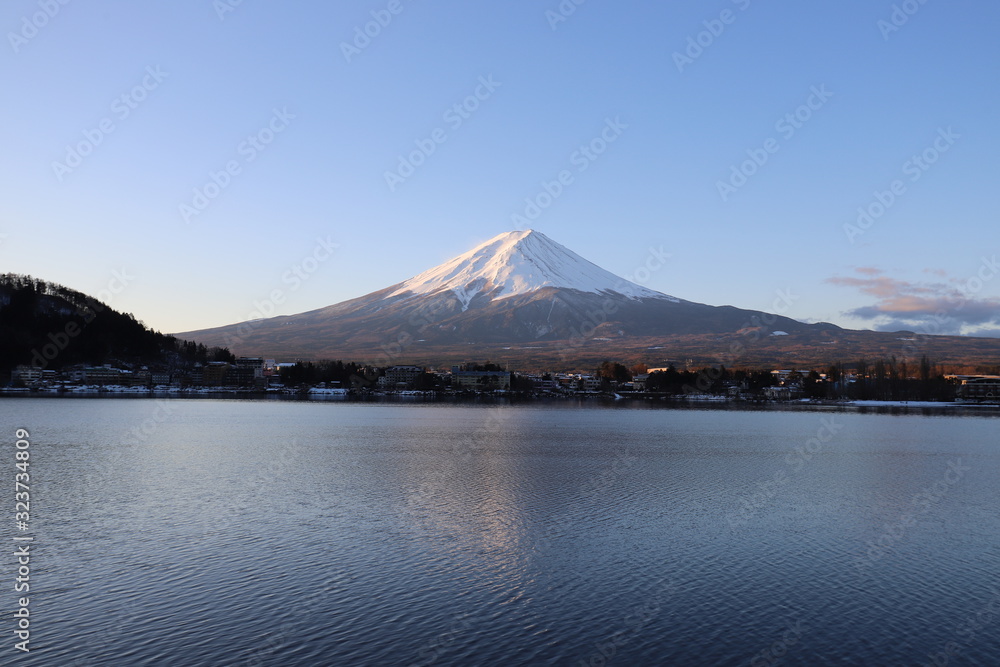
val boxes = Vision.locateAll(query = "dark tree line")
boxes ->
[843,356,952,401]
[638,357,955,401]
[597,361,632,384]
[644,365,778,394]
[455,361,505,372]
[0,273,233,374]
[279,360,372,386]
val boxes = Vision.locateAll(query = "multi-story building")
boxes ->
[957,377,1000,402]
[552,374,600,393]
[378,365,425,389]
[233,357,266,387]
[12,365,43,385]
[82,366,124,385]
[450,369,511,390]
[201,362,230,387]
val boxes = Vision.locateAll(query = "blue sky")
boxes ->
[2,0,998,338]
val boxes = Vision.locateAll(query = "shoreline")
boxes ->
[3,387,999,416]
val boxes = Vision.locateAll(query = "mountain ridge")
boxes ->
[173,230,844,363]
[171,230,1000,369]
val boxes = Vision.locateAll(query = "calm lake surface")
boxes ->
[3,398,999,666]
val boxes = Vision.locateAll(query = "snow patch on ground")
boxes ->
[847,400,962,408]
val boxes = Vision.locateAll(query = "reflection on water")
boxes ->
[2,398,999,666]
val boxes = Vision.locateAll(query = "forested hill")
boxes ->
[0,273,233,374]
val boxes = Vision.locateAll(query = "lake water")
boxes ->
[2,398,999,666]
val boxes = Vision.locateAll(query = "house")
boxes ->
[763,386,793,400]
[536,376,558,391]
[555,374,600,392]
[770,370,804,385]
[378,365,424,389]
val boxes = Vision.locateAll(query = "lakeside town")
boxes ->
[5,274,1000,407]
[6,356,1000,405]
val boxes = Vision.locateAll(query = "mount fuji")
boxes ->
[385,229,675,308]
[176,230,866,366]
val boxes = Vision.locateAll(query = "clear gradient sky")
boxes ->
[2,1,998,337]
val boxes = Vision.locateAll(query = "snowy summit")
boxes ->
[389,229,677,310]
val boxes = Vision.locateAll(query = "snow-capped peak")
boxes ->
[388,229,677,309]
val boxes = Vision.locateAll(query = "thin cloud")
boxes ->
[827,268,1000,336]
[968,328,1000,338]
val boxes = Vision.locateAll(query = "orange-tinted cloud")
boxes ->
[827,266,1000,335]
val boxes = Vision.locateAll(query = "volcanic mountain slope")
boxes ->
[175,229,849,363]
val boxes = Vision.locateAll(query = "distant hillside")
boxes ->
[0,273,232,374]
